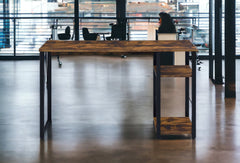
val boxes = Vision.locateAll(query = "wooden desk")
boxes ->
[39,40,198,139]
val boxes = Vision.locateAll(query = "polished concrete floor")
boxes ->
[0,56,240,163]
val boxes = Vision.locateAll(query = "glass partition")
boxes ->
[1,0,240,57]
[0,0,12,56]
[126,0,209,56]
[78,0,116,37]
[79,0,116,17]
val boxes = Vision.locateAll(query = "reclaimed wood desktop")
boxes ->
[39,40,198,139]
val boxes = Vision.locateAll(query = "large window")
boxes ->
[0,0,10,49]
[3,0,240,56]
[79,0,116,17]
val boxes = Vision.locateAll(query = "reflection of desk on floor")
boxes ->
[39,40,198,139]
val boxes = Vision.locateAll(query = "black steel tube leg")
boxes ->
[225,0,236,98]
[155,53,161,139]
[40,52,45,139]
[192,52,197,139]
[153,54,156,118]
[185,52,189,117]
[153,70,156,118]
[47,53,52,122]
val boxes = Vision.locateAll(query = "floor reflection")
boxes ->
[0,57,240,162]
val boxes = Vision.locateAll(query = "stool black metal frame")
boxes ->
[153,51,196,139]
[40,52,52,139]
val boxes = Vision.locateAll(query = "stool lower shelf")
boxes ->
[154,65,192,77]
[154,117,192,135]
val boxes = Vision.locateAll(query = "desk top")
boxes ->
[39,40,198,54]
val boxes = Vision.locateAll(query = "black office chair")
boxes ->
[58,26,71,40]
[106,23,122,40]
[82,28,98,40]
[106,23,126,58]
[57,26,71,66]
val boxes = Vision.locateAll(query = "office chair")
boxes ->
[106,23,122,40]
[58,26,71,40]
[106,23,126,58]
[57,26,71,66]
[82,28,99,40]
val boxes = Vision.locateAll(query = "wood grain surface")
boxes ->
[154,65,192,77]
[154,117,192,135]
[39,40,198,54]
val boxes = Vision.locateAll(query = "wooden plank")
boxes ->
[51,52,154,56]
[154,65,192,77]
[39,40,198,53]
[154,117,192,135]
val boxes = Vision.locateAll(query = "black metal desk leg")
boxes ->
[153,70,156,118]
[192,52,197,139]
[185,52,189,117]
[155,53,161,139]
[40,52,45,139]
[47,53,52,123]
[153,54,156,118]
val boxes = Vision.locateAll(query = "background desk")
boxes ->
[39,40,198,139]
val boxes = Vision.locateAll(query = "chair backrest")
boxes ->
[58,26,71,40]
[111,24,121,39]
[82,27,98,40]
[65,26,70,35]
[82,28,89,35]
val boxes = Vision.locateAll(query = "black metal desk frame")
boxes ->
[39,43,197,140]
[40,52,52,139]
